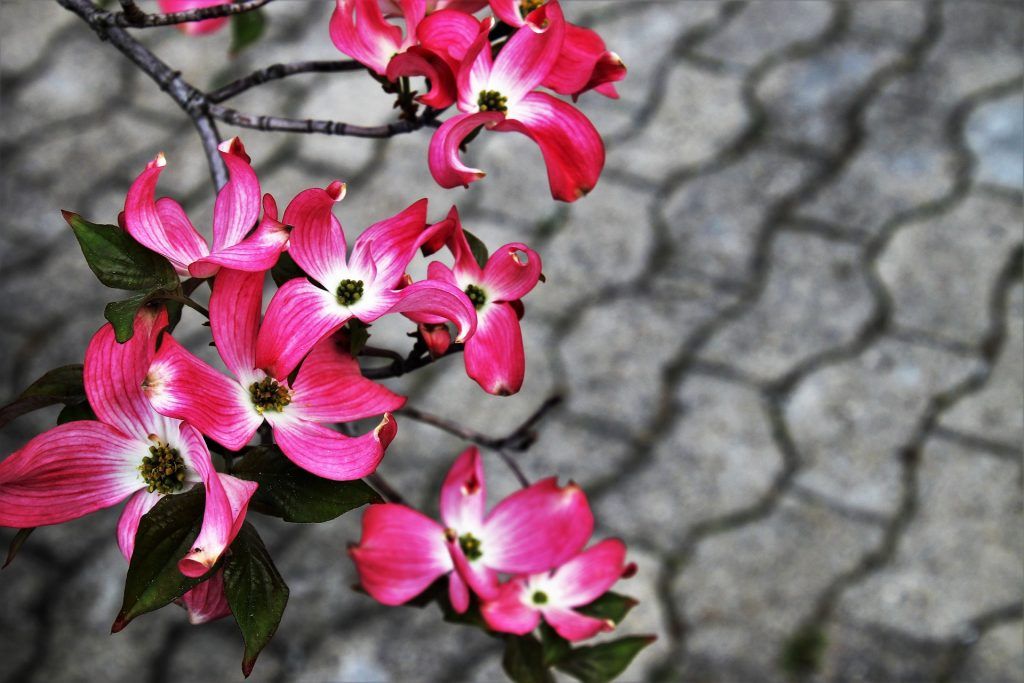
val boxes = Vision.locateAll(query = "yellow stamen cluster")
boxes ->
[477,90,508,114]
[249,377,291,414]
[139,442,187,494]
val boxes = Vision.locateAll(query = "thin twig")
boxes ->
[366,473,405,504]
[208,60,365,103]
[362,344,463,379]
[207,103,440,138]
[155,293,210,318]
[107,0,273,28]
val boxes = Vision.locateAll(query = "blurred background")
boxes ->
[1,1,1021,681]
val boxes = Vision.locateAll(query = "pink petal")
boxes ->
[440,446,486,531]
[181,569,232,624]
[209,268,263,383]
[189,198,290,277]
[0,421,141,528]
[158,0,230,34]
[542,23,609,97]
[448,568,470,613]
[255,277,351,380]
[349,503,452,605]
[482,478,593,574]
[380,279,477,342]
[487,0,525,28]
[456,18,495,111]
[124,155,209,271]
[180,471,258,578]
[446,534,500,600]
[386,46,457,109]
[543,606,611,641]
[284,182,348,287]
[85,307,168,443]
[212,138,262,252]
[481,581,541,635]
[482,243,542,301]
[349,198,431,290]
[582,51,626,101]
[290,334,406,423]
[428,112,505,190]
[417,9,480,71]
[464,302,525,396]
[418,322,452,356]
[330,0,405,75]
[548,538,628,607]
[441,206,484,283]
[269,413,397,481]
[117,488,161,560]
[500,91,605,202]
[146,335,262,451]
[488,1,565,105]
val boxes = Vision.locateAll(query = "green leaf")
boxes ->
[223,522,289,677]
[3,527,36,569]
[0,364,85,429]
[230,9,266,56]
[113,487,208,632]
[64,212,178,292]
[502,634,554,683]
[539,623,572,666]
[576,592,638,626]
[555,636,656,683]
[104,293,155,343]
[233,446,381,523]
[463,229,489,270]
[270,251,307,287]
[57,400,96,425]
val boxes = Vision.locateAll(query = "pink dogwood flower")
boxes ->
[428,3,606,201]
[350,446,593,612]
[124,137,289,279]
[481,538,630,640]
[329,0,425,76]
[145,267,404,481]
[0,308,256,579]
[252,187,476,381]
[158,0,231,35]
[417,207,542,395]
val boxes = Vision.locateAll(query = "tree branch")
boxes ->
[208,60,365,103]
[108,0,273,29]
[362,344,463,379]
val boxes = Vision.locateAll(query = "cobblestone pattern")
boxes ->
[1,1,1021,682]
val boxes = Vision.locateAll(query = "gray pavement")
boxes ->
[0,1,1021,682]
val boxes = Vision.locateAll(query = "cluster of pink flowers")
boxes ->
[0,0,648,678]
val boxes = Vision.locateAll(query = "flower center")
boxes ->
[532,590,548,605]
[520,0,545,14]
[464,284,487,310]
[139,440,187,494]
[458,532,483,561]
[477,90,508,114]
[336,278,365,306]
[249,377,291,414]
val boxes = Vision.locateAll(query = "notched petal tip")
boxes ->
[148,152,167,170]
[326,180,348,202]
[217,136,250,162]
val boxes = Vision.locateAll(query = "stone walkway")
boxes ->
[0,1,1021,681]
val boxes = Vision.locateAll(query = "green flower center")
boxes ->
[532,590,548,605]
[464,284,487,310]
[459,532,483,561]
[477,90,508,114]
[249,377,291,414]
[520,0,545,14]
[139,441,187,494]
[336,278,365,306]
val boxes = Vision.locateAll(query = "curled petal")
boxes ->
[181,569,232,624]
[543,606,611,641]
[543,23,624,99]
[0,421,141,528]
[441,206,484,283]
[146,335,262,451]
[349,504,452,605]
[382,279,477,342]
[448,569,470,614]
[284,182,348,286]
[291,335,406,423]
[482,478,593,574]
[330,0,405,74]
[487,0,525,28]
[456,18,495,110]
[85,307,168,443]
[349,198,431,290]
[124,155,209,271]
[585,51,626,101]
[117,488,162,560]
[428,112,504,190]
[481,581,541,635]
[386,47,457,109]
[464,303,525,396]
[269,413,397,481]
[501,91,604,202]
[209,268,263,384]
[255,278,351,380]
[212,137,262,252]
[482,243,542,302]
[180,472,258,578]
[440,446,486,532]
[548,538,628,607]
[488,1,565,105]
[189,205,289,278]
[417,9,481,70]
